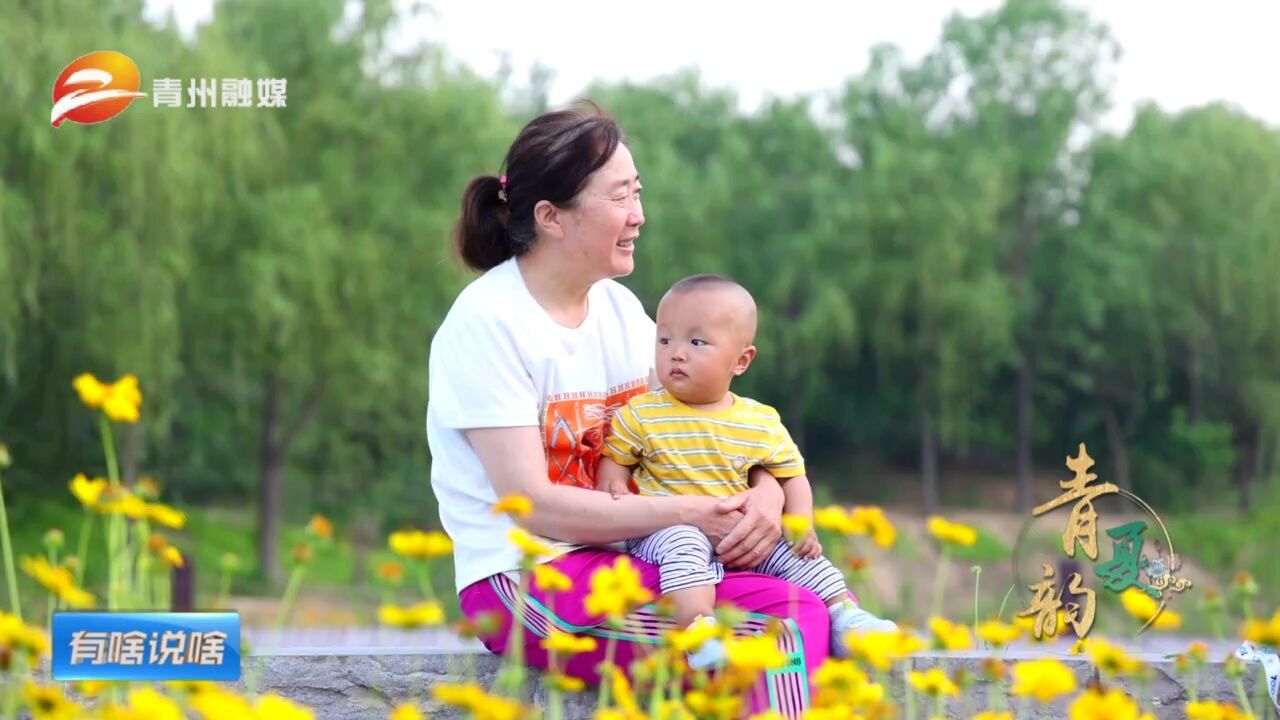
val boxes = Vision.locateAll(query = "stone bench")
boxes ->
[9,644,1271,718]
[236,646,1270,719]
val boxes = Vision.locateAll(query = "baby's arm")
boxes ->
[596,456,634,499]
[597,401,644,499]
[779,474,822,559]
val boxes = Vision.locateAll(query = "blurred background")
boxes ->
[2,0,1278,639]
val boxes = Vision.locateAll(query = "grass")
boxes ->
[2,496,460,625]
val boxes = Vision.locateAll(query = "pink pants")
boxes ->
[459,548,839,718]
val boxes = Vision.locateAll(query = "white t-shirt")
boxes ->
[426,257,656,593]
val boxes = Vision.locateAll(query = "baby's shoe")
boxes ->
[684,616,727,671]
[830,599,897,658]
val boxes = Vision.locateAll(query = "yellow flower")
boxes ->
[73,373,110,408]
[74,680,110,698]
[492,495,534,517]
[121,687,183,720]
[1081,637,1143,676]
[812,658,884,709]
[0,442,9,469]
[544,672,586,693]
[725,634,786,671]
[508,527,555,559]
[928,617,973,651]
[540,629,598,655]
[135,475,161,499]
[782,514,811,541]
[1186,700,1248,720]
[291,543,313,566]
[814,506,855,534]
[161,546,184,569]
[43,528,65,550]
[976,620,1021,647]
[972,713,1013,720]
[219,553,241,573]
[908,668,959,697]
[1120,588,1182,629]
[1241,609,1280,647]
[843,628,925,671]
[144,503,185,530]
[388,704,424,720]
[749,712,786,720]
[666,619,724,653]
[533,563,572,593]
[189,687,254,719]
[378,602,445,628]
[376,561,404,584]
[1010,658,1077,703]
[1068,687,1147,720]
[20,556,95,608]
[69,474,108,508]
[306,515,334,540]
[388,529,453,559]
[685,691,741,720]
[99,493,148,519]
[1,612,50,657]
[22,682,77,720]
[101,374,143,423]
[254,693,315,720]
[927,516,978,547]
[584,556,653,620]
[432,682,488,709]
[850,506,896,548]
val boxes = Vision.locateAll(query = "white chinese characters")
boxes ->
[69,630,228,666]
[150,78,286,109]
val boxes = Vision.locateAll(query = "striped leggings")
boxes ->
[628,524,847,602]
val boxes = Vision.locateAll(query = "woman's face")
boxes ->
[560,144,645,280]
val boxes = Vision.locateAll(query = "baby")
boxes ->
[595,273,895,669]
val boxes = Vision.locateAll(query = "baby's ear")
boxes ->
[733,345,757,376]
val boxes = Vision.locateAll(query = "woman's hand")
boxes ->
[712,476,785,569]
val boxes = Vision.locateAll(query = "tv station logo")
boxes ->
[51,611,241,681]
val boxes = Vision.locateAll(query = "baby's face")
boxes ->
[654,288,755,405]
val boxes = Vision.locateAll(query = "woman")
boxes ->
[426,102,831,715]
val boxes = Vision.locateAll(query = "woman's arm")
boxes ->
[466,426,743,545]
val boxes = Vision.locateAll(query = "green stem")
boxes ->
[46,546,58,629]
[495,562,531,699]
[417,563,438,603]
[1,652,29,720]
[648,653,668,717]
[100,414,120,485]
[273,566,307,633]
[972,565,982,637]
[218,571,232,609]
[0,469,21,619]
[996,584,1016,622]
[931,546,951,619]
[1232,677,1252,718]
[933,693,945,718]
[1189,666,1199,704]
[74,510,93,589]
[598,636,619,708]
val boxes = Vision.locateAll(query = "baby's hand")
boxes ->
[794,530,822,560]
[597,475,632,500]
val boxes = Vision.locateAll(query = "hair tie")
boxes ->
[497,175,508,203]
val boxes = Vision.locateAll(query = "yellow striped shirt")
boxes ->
[601,388,805,497]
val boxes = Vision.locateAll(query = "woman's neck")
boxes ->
[516,248,595,328]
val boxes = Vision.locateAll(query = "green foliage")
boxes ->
[948,527,1013,564]
[1,0,1279,589]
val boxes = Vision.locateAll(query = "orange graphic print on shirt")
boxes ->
[543,378,648,488]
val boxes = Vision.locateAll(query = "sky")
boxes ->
[145,0,1280,132]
